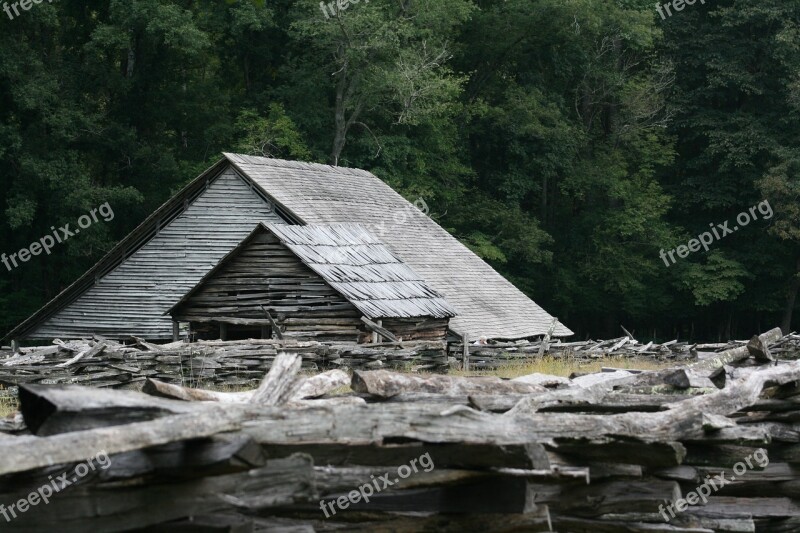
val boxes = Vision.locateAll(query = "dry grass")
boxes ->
[176,355,675,397]
[449,354,675,379]
[0,386,19,418]
[205,382,257,393]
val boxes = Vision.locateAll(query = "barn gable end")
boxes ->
[26,168,283,340]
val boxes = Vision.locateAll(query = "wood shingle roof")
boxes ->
[265,223,457,319]
[224,153,573,339]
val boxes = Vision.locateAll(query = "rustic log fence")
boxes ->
[1,328,800,530]
[5,331,800,391]
[0,338,450,390]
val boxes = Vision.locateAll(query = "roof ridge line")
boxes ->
[223,153,374,178]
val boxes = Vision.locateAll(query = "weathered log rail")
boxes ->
[0,338,450,390]
[449,328,800,370]
[2,329,800,531]
[4,330,800,391]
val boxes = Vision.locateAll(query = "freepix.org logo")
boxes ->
[659,200,772,267]
[1,202,115,273]
[3,0,57,21]
[0,451,111,522]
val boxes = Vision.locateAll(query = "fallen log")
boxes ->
[644,328,783,388]
[142,369,349,403]
[351,370,545,398]
[0,407,242,476]
[19,383,200,436]
[14,361,800,467]
[293,369,349,399]
[55,341,107,368]
[142,378,251,403]
[249,352,302,405]
[0,454,315,533]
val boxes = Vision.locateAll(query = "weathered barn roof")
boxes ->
[266,224,457,319]
[224,154,573,339]
[168,223,457,320]
[4,153,571,342]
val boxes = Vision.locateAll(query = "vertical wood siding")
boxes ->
[28,170,283,340]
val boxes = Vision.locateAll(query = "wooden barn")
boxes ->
[168,223,457,343]
[3,153,572,344]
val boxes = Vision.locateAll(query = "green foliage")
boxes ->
[0,0,799,340]
[682,252,749,307]
[235,104,312,160]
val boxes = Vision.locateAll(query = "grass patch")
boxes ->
[450,354,675,379]
[0,386,18,418]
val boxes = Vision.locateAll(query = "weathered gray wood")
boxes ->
[55,341,107,368]
[352,369,545,398]
[748,334,775,362]
[551,440,687,468]
[259,441,550,470]
[511,372,571,388]
[0,407,241,476]
[570,370,636,389]
[249,352,303,405]
[537,318,558,358]
[19,383,202,436]
[261,305,283,340]
[26,168,283,341]
[664,368,719,390]
[143,378,253,403]
[690,328,781,372]
[688,496,800,518]
[0,454,314,533]
[292,369,349,399]
[360,316,397,342]
[462,332,469,371]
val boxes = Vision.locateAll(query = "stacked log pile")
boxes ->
[6,331,800,390]
[1,327,800,531]
[0,338,449,390]
[449,331,800,370]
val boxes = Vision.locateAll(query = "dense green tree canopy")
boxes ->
[0,0,798,341]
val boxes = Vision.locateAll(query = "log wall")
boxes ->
[379,317,450,342]
[174,230,364,343]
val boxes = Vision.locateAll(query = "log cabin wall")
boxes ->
[173,230,364,343]
[373,318,450,342]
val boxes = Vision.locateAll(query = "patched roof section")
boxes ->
[265,223,457,319]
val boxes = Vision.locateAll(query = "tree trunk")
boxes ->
[781,257,800,333]
[330,61,352,165]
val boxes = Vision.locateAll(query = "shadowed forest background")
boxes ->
[0,0,798,341]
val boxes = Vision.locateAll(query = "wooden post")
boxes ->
[371,319,380,344]
[260,306,283,340]
[361,317,398,343]
[537,318,558,358]
[219,323,228,341]
[172,322,180,342]
[10,339,19,354]
[462,333,469,371]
